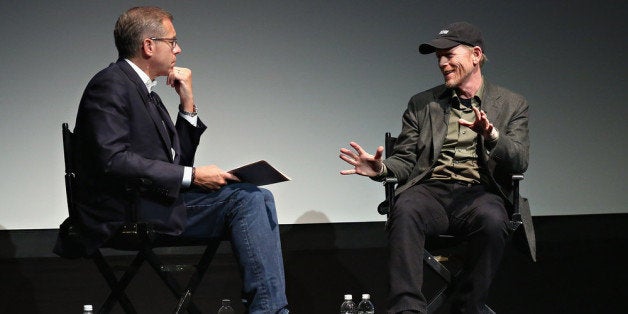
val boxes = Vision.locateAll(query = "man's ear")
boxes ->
[472,46,482,65]
[141,38,154,57]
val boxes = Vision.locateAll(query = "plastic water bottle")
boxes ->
[218,299,235,314]
[357,294,375,314]
[340,294,356,314]
[82,304,94,314]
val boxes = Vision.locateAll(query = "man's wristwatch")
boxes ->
[179,104,197,117]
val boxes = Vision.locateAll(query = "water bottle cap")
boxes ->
[362,293,370,299]
[83,304,93,311]
[344,294,353,300]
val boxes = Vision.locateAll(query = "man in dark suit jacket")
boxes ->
[340,22,535,314]
[61,7,288,313]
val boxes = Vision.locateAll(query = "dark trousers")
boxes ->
[386,181,509,314]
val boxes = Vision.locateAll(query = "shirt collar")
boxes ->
[125,59,157,93]
[451,80,485,106]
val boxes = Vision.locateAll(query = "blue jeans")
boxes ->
[181,183,289,314]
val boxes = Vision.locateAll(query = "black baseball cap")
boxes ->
[419,22,484,54]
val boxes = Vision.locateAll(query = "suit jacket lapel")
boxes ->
[116,60,176,162]
[430,88,450,159]
[480,81,502,126]
[151,92,181,163]
[151,93,177,161]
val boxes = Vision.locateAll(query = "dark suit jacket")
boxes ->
[383,81,536,261]
[59,59,207,256]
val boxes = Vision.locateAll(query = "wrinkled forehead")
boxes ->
[161,18,176,36]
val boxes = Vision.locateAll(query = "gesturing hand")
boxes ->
[339,142,384,177]
[458,106,495,139]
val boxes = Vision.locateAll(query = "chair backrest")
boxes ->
[385,132,397,159]
[377,132,398,215]
[62,123,78,221]
[60,122,157,250]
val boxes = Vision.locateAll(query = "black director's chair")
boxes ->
[377,132,524,314]
[56,122,222,314]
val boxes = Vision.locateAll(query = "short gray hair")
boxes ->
[114,6,173,59]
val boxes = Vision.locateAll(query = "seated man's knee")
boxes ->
[391,197,446,234]
[229,183,278,221]
[228,183,268,207]
[391,196,419,222]
[474,209,509,238]
[259,187,275,203]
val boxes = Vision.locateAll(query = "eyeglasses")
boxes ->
[149,37,178,51]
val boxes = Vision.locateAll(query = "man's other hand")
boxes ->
[193,165,240,190]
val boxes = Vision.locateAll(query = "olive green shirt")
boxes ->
[429,85,485,184]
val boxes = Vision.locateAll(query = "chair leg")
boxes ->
[91,240,221,314]
[424,251,452,314]
[483,304,496,314]
[424,251,451,283]
[173,240,221,314]
[423,251,496,314]
[91,250,141,314]
[143,249,205,314]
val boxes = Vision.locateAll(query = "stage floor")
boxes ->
[1,239,626,313]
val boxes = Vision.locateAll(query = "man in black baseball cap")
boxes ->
[339,21,534,314]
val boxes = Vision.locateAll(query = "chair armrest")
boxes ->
[508,174,525,232]
[512,174,524,181]
[384,177,399,185]
[511,174,524,210]
[378,177,398,215]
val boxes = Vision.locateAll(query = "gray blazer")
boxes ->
[383,81,536,261]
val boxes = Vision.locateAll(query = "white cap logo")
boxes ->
[439,30,450,35]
